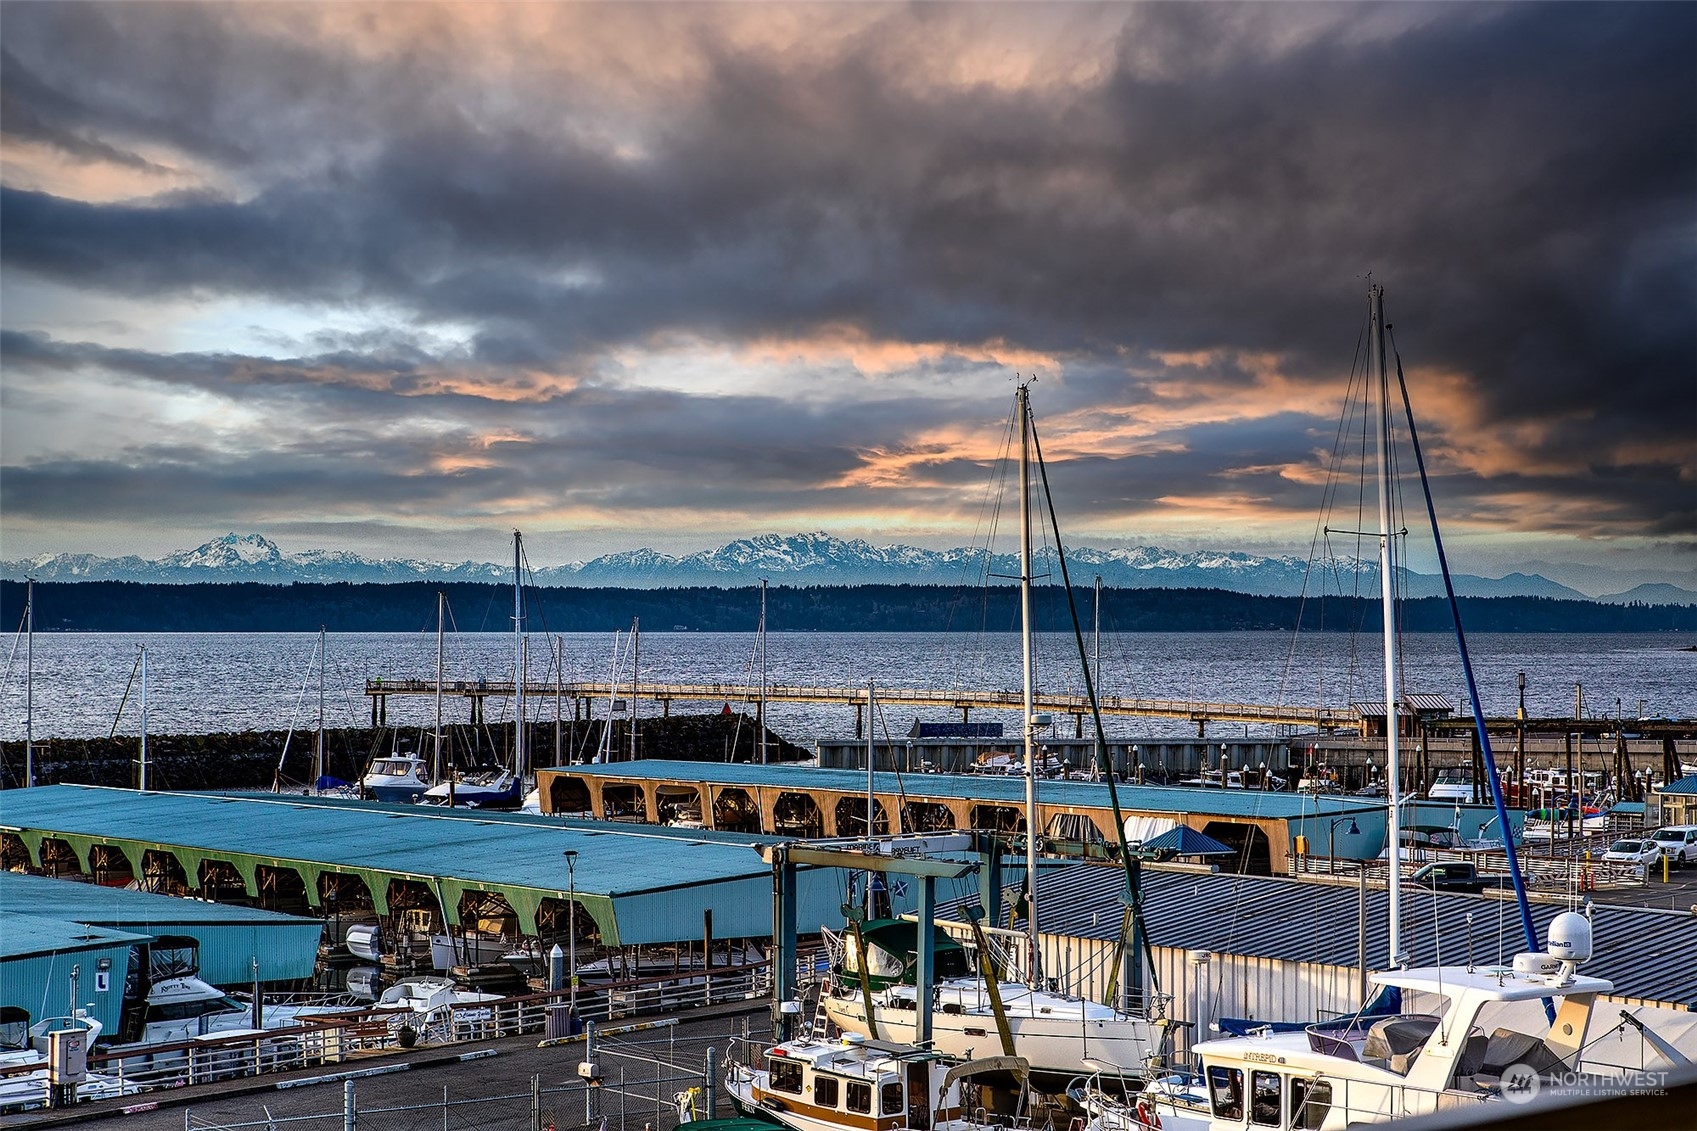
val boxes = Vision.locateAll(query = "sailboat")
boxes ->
[821,384,1168,1087]
[423,533,525,810]
[1099,285,1661,1130]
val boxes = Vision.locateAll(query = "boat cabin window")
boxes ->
[881,1081,904,1116]
[1289,1079,1331,1129]
[769,1059,804,1094]
[847,1081,872,1113]
[146,995,245,1024]
[815,1076,840,1108]
[1208,1065,1245,1122]
[1250,1071,1281,1126]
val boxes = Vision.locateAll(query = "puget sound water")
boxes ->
[4,630,1693,744]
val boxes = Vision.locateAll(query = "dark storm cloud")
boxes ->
[1,2,1692,549]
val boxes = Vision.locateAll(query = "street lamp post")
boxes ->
[563,850,579,1015]
[1328,815,1362,868]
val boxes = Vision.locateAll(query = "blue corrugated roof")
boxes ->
[977,861,1697,1007]
[1659,775,1697,795]
[551,760,1370,821]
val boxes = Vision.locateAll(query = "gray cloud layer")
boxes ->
[1,2,1692,563]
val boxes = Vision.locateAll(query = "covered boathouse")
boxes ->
[0,785,902,952]
[535,759,1395,875]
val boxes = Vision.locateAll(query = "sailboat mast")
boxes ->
[139,644,149,791]
[1371,284,1405,966]
[1018,383,1041,986]
[1093,574,1102,700]
[758,578,768,765]
[630,617,640,761]
[435,591,445,781]
[315,625,326,785]
[513,530,526,780]
[23,578,32,788]
[866,679,876,834]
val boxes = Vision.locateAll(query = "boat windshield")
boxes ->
[146,995,246,1023]
[371,760,414,775]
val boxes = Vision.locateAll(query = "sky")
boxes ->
[1,1,1693,590]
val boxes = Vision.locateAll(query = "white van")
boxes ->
[1648,825,1697,866]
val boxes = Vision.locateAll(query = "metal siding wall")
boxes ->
[0,944,132,1034]
[190,923,323,984]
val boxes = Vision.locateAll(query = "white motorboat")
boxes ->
[0,1008,138,1114]
[362,754,431,803]
[421,767,523,809]
[429,930,511,970]
[1136,915,1651,1128]
[375,977,505,1042]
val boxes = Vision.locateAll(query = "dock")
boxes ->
[363,676,1355,731]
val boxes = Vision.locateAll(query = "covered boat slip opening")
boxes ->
[537,760,1375,875]
[0,784,885,963]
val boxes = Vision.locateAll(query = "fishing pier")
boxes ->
[363,677,1354,734]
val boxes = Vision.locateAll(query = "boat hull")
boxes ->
[823,991,1159,1084]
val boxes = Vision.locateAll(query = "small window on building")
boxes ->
[1208,1065,1245,1122]
[1250,1071,1281,1126]
[769,1060,804,1095]
[881,1081,904,1116]
[847,1082,872,1114]
[815,1076,840,1109]
[1291,1079,1332,1129]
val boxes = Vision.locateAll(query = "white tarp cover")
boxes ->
[1123,816,1179,845]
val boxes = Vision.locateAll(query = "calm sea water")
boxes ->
[4,630,1693,744]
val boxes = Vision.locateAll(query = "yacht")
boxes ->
[362,753,431,803]
[1126,913,1640,1129]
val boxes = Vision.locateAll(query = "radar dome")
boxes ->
[1547,912,1593,963]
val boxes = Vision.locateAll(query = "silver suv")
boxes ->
[1648,825,1697,867]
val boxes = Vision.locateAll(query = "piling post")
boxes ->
[344,1077,355,1131]
[705,1045,718,1116]
[531,1073,541,1131]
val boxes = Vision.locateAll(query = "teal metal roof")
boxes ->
[0,913,150,962]
[0,785,878,946]
[0,872,322,984]
[1660,775,1697,796]
[0,871,318,928]
[551,759,1374,821]
[1,914,151,1034]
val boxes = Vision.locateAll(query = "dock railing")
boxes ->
[76,960,776,1101]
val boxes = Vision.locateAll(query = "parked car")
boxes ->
[1600,838,1663,867]
[1647,825,1697,867]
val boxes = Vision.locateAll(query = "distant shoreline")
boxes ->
[3,580,1693,634]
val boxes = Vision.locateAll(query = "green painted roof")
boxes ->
[0,913,151,962]
[550,759,1375,821]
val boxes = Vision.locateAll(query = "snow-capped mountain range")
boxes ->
[2,532,1691,603]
